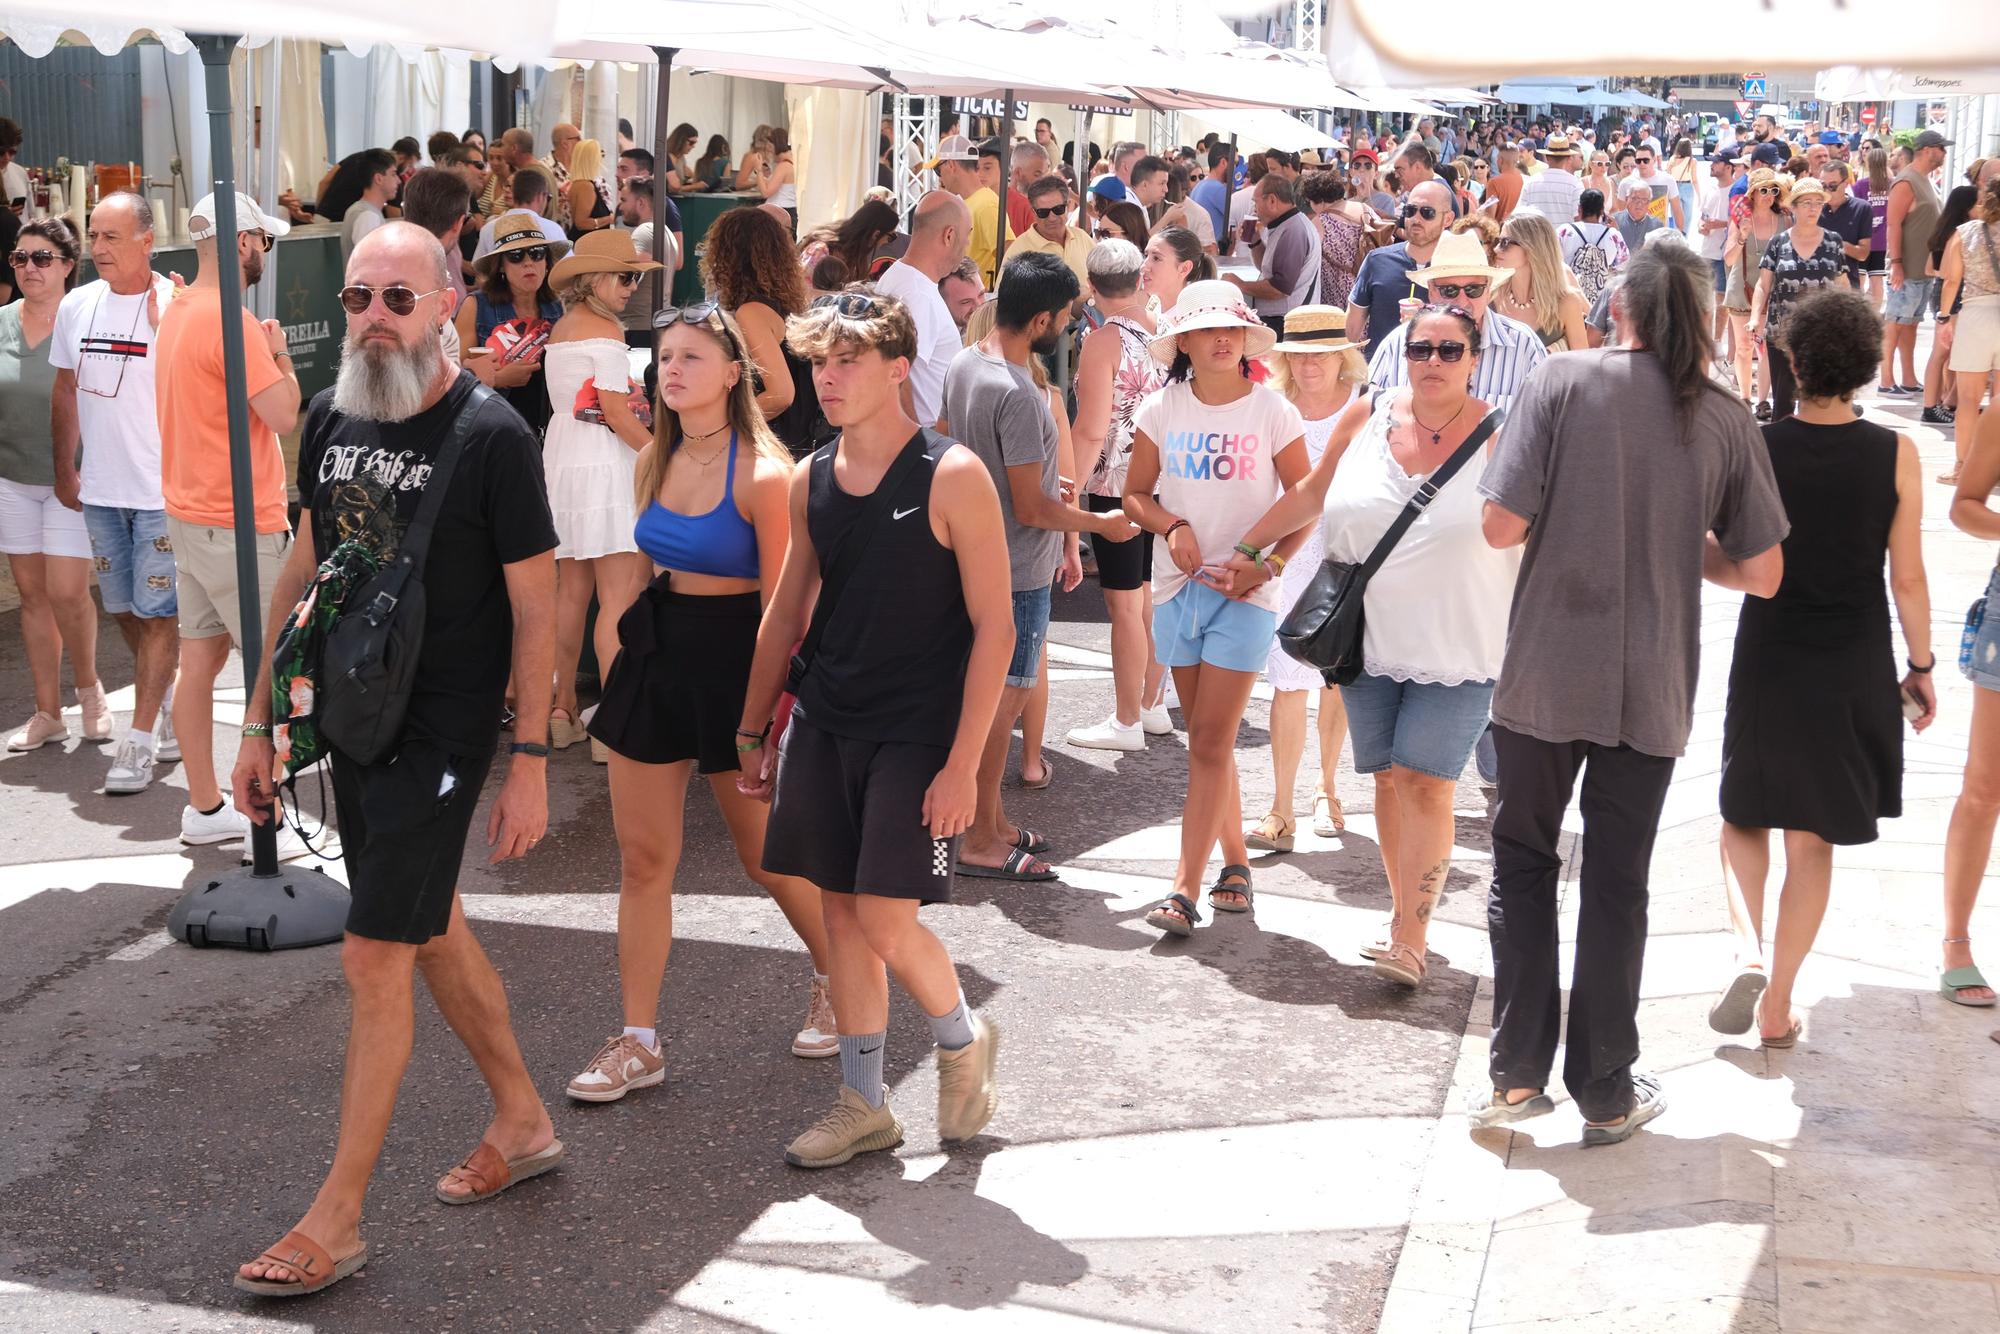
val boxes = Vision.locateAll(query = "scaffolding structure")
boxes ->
[890,92,940,220]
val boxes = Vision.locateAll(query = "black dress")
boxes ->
[1719,417,1902,844]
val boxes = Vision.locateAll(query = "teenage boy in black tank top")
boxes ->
[738,289,1016,1168]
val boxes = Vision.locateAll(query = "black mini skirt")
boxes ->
[587,581,762,772]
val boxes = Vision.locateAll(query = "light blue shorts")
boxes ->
[1884,276,1933,325]
[1340,671,1496,781]
[1153,579,1277,675]
[83,504,177,619]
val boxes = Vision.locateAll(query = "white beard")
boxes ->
[332,327,443,423]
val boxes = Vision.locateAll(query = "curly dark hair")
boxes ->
[701,204,808,315]
[1778,287,1881,401]
[1298,170,1346,207]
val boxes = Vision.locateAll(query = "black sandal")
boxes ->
[1207,864,1254,914]
[1145,892,1202,937]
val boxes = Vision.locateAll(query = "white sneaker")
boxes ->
[104,738,156,794]
[1138,702,1174,735]
[154,708,180,764]
[239,820,318,864]
[1066,715,1146,751]
[181,801,250,845]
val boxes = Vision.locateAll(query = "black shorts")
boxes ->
[1088,492,1154,592]
[331,738,495,944]
[1864,249,1886,274]
[761,715,957,902]
[588,583,758,772]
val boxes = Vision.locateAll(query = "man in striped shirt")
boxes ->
[1517,135,1585,226]
[1366,229,1548,410]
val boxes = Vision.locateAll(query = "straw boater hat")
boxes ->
[474,210,570,278]
[548,229,664,286]
[1267,305,1362,357]
[1148,279,1277,364]
[1407,230,1514,289]
[1783,176,1827,206]
[1536,134,1580,160]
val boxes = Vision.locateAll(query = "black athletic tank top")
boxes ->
[796,430,972,747]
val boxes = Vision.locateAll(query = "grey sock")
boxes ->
[839,1033,886,1108]
[928,994,976,1051]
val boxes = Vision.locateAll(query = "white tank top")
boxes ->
[1319,393,1518,684]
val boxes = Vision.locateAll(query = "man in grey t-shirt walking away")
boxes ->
[939,253,1138,882]
[1474,246,1790,1146]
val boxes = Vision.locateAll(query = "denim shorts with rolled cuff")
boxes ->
[83,503,177,618]
[1339,671,1497,781]
[1883,276,1932,325]
[1007,584,1053,688]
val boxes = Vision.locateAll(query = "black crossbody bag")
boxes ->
[786,429,934,694]
[315,382,493,764]
[1277,406,1504,686]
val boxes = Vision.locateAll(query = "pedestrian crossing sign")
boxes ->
[1742,76,1768,101]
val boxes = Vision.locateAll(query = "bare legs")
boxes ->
[1373,766,1458,956]
[1102,585,1163,727]
[1720,823,1835,1038]
[1942,685,2000,1002]
[110,611,176,733]
[1259,686,1347,827]
[1019,645,1051,784]
[173,634,233,811]
[8,552,100,718]
[820,892,961,1036]
[553,553,648,722]
[1169,663,1256,906]
[1954,372,1993,479]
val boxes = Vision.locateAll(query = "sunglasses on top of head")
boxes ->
[653,299,724,329]
[811,292,883,318]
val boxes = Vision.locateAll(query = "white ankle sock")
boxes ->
[623,1025,657,1051]
[126,728,155,752]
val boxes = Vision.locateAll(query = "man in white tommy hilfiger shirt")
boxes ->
[1365,230,1547,411]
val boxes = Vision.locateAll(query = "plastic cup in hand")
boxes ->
[1399,297,1425,323]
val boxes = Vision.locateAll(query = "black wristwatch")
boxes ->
[509,741,552,757]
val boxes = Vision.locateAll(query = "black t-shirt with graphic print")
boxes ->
[297,371,557,753]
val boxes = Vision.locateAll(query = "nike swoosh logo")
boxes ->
[858,1043,882,1055]
[892,507,921,520]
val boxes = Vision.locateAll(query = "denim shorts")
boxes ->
[1339,671,1496,781]
[83,504,177,618]
[1964,566,2000,693]
[1153,579,1278,675]
[1710,258,1729,294]
[1884,276,1933,325]
[1007,584,1053,688]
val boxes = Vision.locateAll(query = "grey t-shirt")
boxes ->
[941,342,1061,591]
[341,199,385,261]
[1478,349,1789,757]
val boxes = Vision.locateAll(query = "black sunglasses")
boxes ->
[338,284,446,316]
[1405,339,1469,363]
[812,292,882,318]
[653,299,724,329]
[502,245,551,265]
[1401,204,1439,221]
[7,249,60,269]
[1033,203,1067,219]
[1429,280,1488,299]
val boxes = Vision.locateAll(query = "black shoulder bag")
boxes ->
[786,429,935,694]
[315,382,494,765]
[1277,406,1505,686]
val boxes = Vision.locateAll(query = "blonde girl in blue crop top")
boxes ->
[569,304,841,1102]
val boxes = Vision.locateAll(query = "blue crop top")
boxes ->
[633,432,760,579]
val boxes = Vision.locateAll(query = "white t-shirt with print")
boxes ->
[1132,378,1305,613]
[876,260,959,428]
[49,274,176,510]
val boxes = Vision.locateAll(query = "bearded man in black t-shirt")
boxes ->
[228,223,562,1298]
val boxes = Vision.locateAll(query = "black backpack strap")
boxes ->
[357,380,493,619]
[1358,405,1505,580]
[787,428,935,691]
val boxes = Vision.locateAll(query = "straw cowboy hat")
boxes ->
[1267,305,1362,357]
[548,229,664,286]
[1407,230,1514,289]
[1148,279,1278,364]
[1536,135,1580,160]
[473,210,570,278]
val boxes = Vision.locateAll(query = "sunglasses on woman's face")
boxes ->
[1758,186,1781,196]
[612,272,639,288]
[1405,339,1469,363]
[1401,204,1439,221]
[338,284,445,316]
[1428,280,1488,299]
[503,245,551,265]
[8,249,60,269]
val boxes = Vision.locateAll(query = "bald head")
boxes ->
[349,219,452,291]
[906,189,972,277]
[552,122,580,166]
[1410,179,1453,212]
[912,189,969,238]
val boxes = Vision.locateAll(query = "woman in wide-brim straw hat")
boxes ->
[457,211,571,432]
[1121,280,1312,938]
[1238,306,1369,857]
[541,229,663,751]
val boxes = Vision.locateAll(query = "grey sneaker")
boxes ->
[1581,1073,1667,1148]
[154,707,180,764]
[784,1086,904,1168]
[1467,1085,1555,1127]
[104,738,155,794]
[935,1014,1001,1142]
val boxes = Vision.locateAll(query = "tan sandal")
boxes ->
[1374,941,1427,988]
[1360,916,1402,961]
[233,1229,368,1297]
[435,1138,565,1205]
[1244,811,1295,853]
[1311,793,1345,837]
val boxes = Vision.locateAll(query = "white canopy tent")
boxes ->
[1186,108,1338,154]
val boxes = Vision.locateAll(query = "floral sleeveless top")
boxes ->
[1089,315,1167,498]
[1315,213,1366,310]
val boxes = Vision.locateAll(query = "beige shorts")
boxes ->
[1949,298,2000,377]
[167,516,292,645]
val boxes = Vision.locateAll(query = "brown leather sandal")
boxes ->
[435,1138,565,1205]
[1374,941,1427,988]
[232,1229,368,1297]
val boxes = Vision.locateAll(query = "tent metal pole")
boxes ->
[995,90,1014,281]
[649,46,677,284]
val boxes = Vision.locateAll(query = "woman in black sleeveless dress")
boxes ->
[1714,288,1937,1045]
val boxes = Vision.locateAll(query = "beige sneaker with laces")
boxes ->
[784,1086,903,1168]
[8,710,68,752]
[935,1014,1001,1142]
[76,683,114,742]
[566,1034,665,1103]
[791,977,839,1057]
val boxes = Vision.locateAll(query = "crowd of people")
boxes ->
[5,102,1999,1300]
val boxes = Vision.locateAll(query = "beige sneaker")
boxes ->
[566,1034,665,1103]
[791,977,839,1058]
[75,683,114,742]
[935,1014,1001,1142]
[784,1086,903,1168]
[8,710,68,752]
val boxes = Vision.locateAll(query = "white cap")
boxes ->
[188,191,291,242]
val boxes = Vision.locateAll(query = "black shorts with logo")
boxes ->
[761,715,957,903]
[331,738,495,944]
